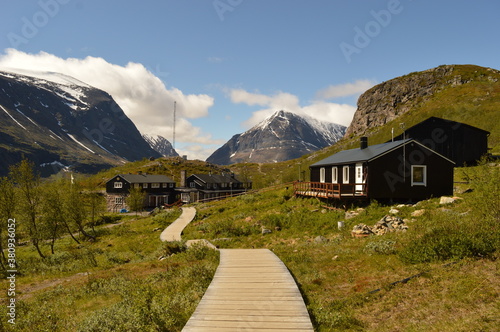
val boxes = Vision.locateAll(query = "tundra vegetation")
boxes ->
[0,160,498,331]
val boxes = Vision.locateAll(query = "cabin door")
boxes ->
[355,163,365,193]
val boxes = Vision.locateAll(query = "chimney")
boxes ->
[360,137,368,149]
[180,170,187,187]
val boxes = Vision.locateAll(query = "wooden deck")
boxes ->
[182,249,314,331]
[294,181,367,199]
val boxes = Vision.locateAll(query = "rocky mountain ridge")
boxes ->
[207,110,346,165]
[142,134,179,157]
[0,69,161,176]
[346,64,500,138]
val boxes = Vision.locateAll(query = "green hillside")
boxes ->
[364,65,500,153]
[4,162,498,331]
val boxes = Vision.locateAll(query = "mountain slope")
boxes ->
[345,64,500,153]
[0,70,160,176]
[207,110,346,165]
[142,134,179,157]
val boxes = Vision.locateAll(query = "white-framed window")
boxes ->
[332,167,338,184]
[134,183,140,189]
[143,183,148,189]
[320,167,326,183]
[151,183,160,189]
[411,165,427,186]
[169,183,174,188]
[162,183,167,188]
[189,182,196,188]
[114,182,123,189]
[115,197,124,205]
[343,166,350,184]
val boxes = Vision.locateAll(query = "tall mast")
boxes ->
[173,101,176,151]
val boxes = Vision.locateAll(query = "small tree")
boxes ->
[10,159,46,259]
[0,177,16,269]
[63,181,95,241]
[86,191,106,234]
[41,180,66,254]
[126,187,147,215]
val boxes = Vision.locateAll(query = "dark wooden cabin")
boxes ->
[177,173,251,203]
[391,117,490,166]
[105,173,176,212]
[296,137,455,202]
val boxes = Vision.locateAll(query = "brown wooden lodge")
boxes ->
[295,137,456,202]
[105,171,252,212]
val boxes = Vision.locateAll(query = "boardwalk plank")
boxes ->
[183,249,314,331]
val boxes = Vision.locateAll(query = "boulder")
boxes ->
[345,211,360,219]
[351,224,373,237]
[314,235,328,243]
[411,209,425,217]
[261,228,272,235]
[439,196,462,205]
[372,215,408,235]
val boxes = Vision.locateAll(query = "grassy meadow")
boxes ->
[1,162,499,331]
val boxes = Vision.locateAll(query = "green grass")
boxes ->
[2,163,498,331]
[0,207,219,332]
[181,162,499,331]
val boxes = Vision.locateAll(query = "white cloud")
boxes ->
[0,49,217,147]
[315,79,377,100]
[207,56,224,63]
[230,89,357,128]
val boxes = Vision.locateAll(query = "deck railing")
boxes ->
[293,181,367,199]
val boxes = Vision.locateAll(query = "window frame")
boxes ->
[411,165,427,186]
[342,166,350,184]
[114,182,123,189]
[319,167,326,183]
[332,167,338,184]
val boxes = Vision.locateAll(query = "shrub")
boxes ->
[364,239,397,255]
[399,217,498,264]
[152,209,179,226]
[157,241,186,257]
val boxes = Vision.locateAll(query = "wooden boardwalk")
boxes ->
[160,206,196,242]
[183,249,314,331]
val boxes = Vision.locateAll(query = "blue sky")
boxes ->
[0,0,499,159]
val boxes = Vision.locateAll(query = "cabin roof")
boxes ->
[189,173,243,184]
[109,174,175,184]
[312,138,455,167]
[400,116,490,135]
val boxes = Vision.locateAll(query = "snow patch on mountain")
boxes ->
[142,134,179,157]
[207,110,346,165]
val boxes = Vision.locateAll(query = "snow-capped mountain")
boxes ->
[142,134,179,157]
[206,110,346,165]
[0,69,160,176]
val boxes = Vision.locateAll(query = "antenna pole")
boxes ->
[173,101,176,151]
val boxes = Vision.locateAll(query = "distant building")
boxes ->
[105,173,176,212]
[296,137,455,202]
[391,117,490,166]
[177,172,251,203]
